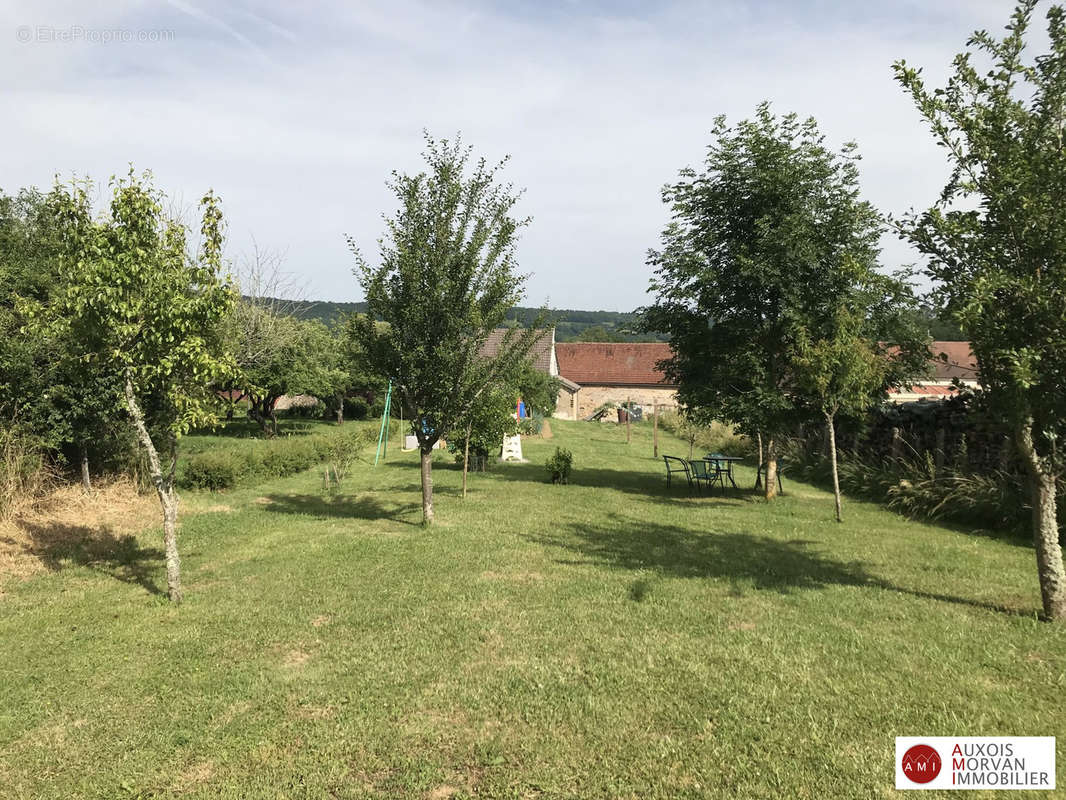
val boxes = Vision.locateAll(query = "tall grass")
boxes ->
[0,427,55,520]
[783,439,1040,537]
[657,411,752,458]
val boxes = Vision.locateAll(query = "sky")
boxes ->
[1,0,1019,311]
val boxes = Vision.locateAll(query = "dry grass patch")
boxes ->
[281,648,311,668]
[0,479,157,582]
[727,621,757,631]
[173,760,215,793]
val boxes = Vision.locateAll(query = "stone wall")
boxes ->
[572,385,678,420]
[554,386,581,420]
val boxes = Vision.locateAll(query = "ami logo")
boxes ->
[901,744,942,784]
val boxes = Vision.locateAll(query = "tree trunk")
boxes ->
[462,424,471,499]
[335,392,344,425]
[764,435,778,500]
[249,398,272,436]
[420,446,434,525]
[1016,418,1066,621]
[160,485,181,600]
[79,444,91,493]
[826,411,842,523]
[124,377,183,603]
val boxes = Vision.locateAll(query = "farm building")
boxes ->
[479,327,559,376]
[888,341,979,403]
[478,327,581,419]
[554,342,678,420]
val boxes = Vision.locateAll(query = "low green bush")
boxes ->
[546,447,573,484]
[345,397,370,421]
[182,450,244,491]
[179,426,375,491]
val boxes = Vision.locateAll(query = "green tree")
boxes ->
[349,133,544,524]
[793,297,889,522]
[643,104,895,498]
[448,360,559,494]
[516,362,560,418]
[894,0,1066,620]
[574,325,616,342]
[2,187,129,486]
[449,381,518,493]
[229,306,348,435]
[1,188,63,443]
[44,171,236,603]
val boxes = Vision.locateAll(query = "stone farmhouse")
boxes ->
[553,342,678,420]
[479,332,679,421]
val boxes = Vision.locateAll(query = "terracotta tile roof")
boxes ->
[556,342,676,387]
[479,328,554,374]
[929,341,978,380]
[888,384,961,397]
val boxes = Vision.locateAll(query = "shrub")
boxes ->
[179,425,375,491]
[545,447,573,484]
[345,396,370,421]
[180,450,243,491]
[517,415,541,436]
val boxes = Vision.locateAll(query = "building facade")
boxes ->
[554,342,678,419]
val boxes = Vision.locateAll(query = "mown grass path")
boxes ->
[1,420,1063,798]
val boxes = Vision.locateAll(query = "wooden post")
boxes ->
[755,431,764,490]
[625,396,631,444]
[653,403,659,458]
[462,423,471,499]
[79,444,91,493]
[890,427,902,462]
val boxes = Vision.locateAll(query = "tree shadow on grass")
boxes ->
[260,493,421,525]
[526,515,1034,615]
[528,515,872,592]
[5,521,165,596]
[482,460,752,508]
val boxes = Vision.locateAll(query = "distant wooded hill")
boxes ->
[269,298,668,342]
[257,298,963,343]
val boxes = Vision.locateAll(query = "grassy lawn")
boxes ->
[1,419,1064,798]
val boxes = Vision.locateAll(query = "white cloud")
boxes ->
[0,0,1020,309]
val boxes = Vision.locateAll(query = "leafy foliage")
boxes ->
[180,425,374,490]
[894,0,1066,618]
[34,170,237,602]
[349,133,545,523]
[545,447,573,484]
[642,104,924,442]
[657,410,751,458]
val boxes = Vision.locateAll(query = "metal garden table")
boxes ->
[705,454,742,490]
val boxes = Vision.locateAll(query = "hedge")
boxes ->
[179,426,375,491]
